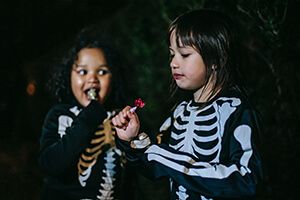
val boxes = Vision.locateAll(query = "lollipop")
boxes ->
[130,98,145,113]
[87,88,98,100]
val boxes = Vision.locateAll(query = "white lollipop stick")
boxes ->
[129,106,137,113]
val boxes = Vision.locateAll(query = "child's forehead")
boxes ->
[73,63,109,68]
[170,28,196,46]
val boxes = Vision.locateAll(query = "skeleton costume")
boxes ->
[117,87,263,200]
[39,100,125,200]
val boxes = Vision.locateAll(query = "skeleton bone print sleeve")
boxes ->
[39,101,107,175]
[39,100,126,199]
[117,88,263,200]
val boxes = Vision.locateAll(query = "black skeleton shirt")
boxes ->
[39,100,125,200]
[117,87,263,200]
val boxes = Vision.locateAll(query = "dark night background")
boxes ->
[0,0,299,199]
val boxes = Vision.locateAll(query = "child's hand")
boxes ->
[112,106,140,141]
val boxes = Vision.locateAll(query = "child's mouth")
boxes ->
[173,73,184,80]
[85,88,100,100]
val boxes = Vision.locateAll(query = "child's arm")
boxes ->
[39,101,107,175]
[140,108,263,198]
[112,106,140,141]
[114,105,263,198]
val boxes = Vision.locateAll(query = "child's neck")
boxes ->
[193,87,211,103]
[193,79,220,103]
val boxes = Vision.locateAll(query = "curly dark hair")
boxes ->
[47,27,127,109]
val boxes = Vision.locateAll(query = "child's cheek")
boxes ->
[99,77,112,104]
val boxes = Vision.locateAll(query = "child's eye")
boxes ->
[181,54,190,58]
[98,69,110,76]
[169,53,174,59]
[78,69,87,75]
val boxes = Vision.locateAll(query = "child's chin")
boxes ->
[79,99,90,107]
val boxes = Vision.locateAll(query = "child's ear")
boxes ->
[211,65,217,71]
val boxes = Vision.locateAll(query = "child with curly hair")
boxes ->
[39,28,129,200]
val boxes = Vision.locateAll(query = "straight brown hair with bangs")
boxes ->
[168,9,242,102]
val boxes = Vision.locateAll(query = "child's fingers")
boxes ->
[120,110,129,124]
[121,106,131,111]
[112,105,141,141]
[119,106,134,123]
[111,115,120,126]
[126,110,135,120]
[122,106,132,114]
[112,114,127,129]
[126,110,140,125]
[112,106,138,130]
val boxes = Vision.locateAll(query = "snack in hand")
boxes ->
[130,98,145,113]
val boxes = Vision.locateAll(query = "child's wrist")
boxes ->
[130,132,151,149]
[117,134,132,142]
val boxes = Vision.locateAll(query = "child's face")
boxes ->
[71,48,112,107]
[169,31,207,92]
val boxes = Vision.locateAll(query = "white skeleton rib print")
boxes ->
[146,97,255,199]
[56,107,120,198]
[170,97,241,161]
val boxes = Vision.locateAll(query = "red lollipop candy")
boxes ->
[130,98,145,113]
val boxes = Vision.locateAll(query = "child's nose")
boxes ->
[87,72,100,83]
[170,58,179,68]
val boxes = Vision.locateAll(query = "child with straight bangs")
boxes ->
[112,9,263,200]
[39,28,130,200]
